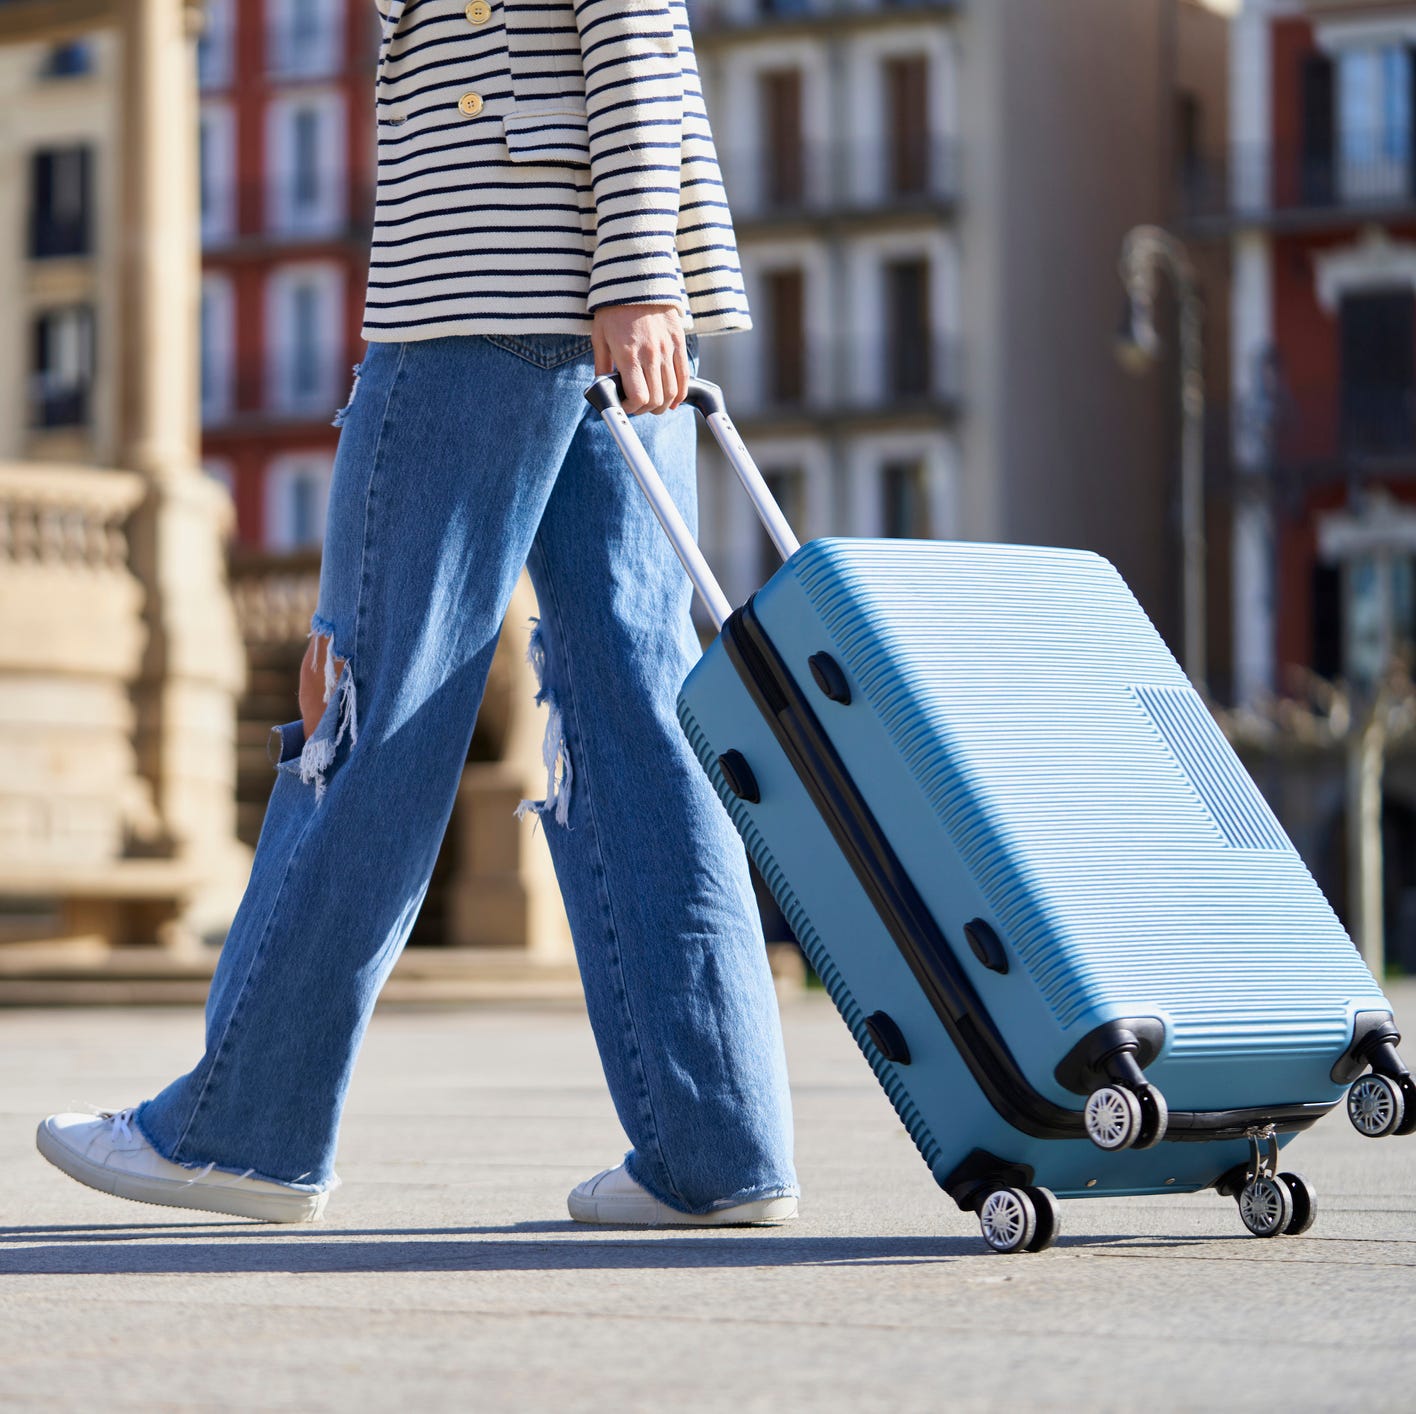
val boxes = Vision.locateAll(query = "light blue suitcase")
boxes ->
[588,373,1415,1253]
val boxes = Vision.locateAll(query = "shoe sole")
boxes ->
[36,1123,328,1224]
[567,1193,799,1227]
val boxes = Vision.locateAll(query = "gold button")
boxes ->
[466,1,491,22]
[458,91,484,118]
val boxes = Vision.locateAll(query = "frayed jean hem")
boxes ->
[132,1102,337,1195]
[622,1148,799,1216]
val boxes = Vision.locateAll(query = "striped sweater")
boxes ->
[366,0,752,340]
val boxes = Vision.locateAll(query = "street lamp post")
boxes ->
[1116,225,1207,695]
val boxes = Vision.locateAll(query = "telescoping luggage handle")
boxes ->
[585,373,800,629]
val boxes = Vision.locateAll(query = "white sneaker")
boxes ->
[567,1163,798,1226]
[36,1109,334,1224]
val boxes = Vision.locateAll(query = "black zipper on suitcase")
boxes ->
[722,599,1333,1147]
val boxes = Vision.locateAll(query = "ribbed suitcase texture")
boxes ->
[678,538,1392,1206]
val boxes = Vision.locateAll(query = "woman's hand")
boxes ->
[591,303,690,414]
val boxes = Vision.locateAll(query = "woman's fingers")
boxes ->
[592,304,688,415]
[670,337,690,411]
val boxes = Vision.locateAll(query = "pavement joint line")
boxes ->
[2,1295,1412,1355]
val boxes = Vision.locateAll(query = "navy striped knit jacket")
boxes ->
[366,0,752,340]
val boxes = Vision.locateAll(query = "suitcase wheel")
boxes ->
[1022,1186,1061,1252]
[1277,1172,1318,1236]
[1346,1072,1406,1138]
[977,1186,1037,1254]
[1131,1081,1169,1149]
[1084,1085,1143,1151]
[1237,1174,1293,1239]
[1399,1076,1416,1136]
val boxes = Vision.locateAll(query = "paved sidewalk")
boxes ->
[2,984,1414,1413]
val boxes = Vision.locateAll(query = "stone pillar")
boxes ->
[118,0,250,944]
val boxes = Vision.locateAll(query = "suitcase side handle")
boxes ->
[585,373,801,629]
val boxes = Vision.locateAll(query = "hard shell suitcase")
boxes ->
[586,373,1415,1252]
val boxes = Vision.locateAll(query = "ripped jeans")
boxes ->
[134,332,799,1214]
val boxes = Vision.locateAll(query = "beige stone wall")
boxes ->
[0,462,152,876]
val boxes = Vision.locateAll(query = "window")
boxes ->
[265,264,344,417]
[266,0,343,81]
[1311,562,1343,681]
[880,458,932,540]
[1337,45,1413,202]
[266,93,347,237]
[200,275,236,425]
[265,453,334,551]
[199,104,237,245]
[40,42,93,79]
[760,68,804,208]
[883,257,932,400]
[28,147,92,259]
[762,268,806,405]
[1300,53,1336,206]
[884,54,930,197]
[197,0,234,89]
[759,468,805,582]
[1340,290,1415,454]
[1176,89,1202,180]
[292,109,321,208]
[1344,553,1416,688]
[30,306,95,430]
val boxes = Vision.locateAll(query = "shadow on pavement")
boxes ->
[0,1224,1203,1274]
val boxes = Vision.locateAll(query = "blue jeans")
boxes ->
[136,333,799,1215]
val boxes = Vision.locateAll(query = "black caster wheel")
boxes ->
[1394,1075,1416,1137]
[1132,1082,1169,1150]
[1277,1172,1317,1237]
[1347,1072,1406,1138]
[977,1186,1037,1254]
[1238,1174,1294,1238]
[1085,1085,1142,1151]
[1023,1186,1061,1252]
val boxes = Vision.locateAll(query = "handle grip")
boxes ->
[584,373,800,629]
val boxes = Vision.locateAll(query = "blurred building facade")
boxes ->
[0,34,121,468]
[0,0,250,971]
[1185,0,1416,968]
[196,0,375,550]
[689,0,1230,663]
[0,0,573,997]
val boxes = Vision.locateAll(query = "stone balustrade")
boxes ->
[228,547,321,646]
[0,463,194,945]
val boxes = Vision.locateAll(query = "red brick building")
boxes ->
[197,0,376,549]
[1219,2,1416,702]
[1203,0,1416,965]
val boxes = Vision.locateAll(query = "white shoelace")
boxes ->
[99,1107,136,1141]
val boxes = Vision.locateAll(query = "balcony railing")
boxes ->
[1234,381,1416,485]
[29,216,91,260]
[264,22,348,81]
[722,136,959,221]
[201,179,375,248]
[28,382,91,431]
[713,335,963,420]
[203,360,347,429]
[691,0,959,36]
[1182,141,1416,225]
